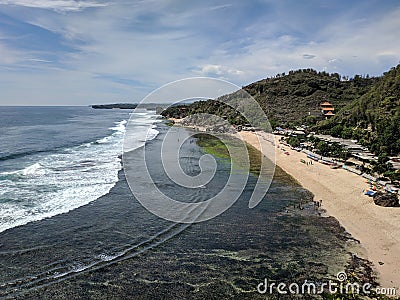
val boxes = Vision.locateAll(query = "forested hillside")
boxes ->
[161,65,399,155]
[162,69,376,127]
[318,65,400,155]
[245,69,375,126]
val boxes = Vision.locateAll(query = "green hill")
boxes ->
[162,69,376,128]
[161,65,399,155]
[318,65,400,155]
[244,69,376,126]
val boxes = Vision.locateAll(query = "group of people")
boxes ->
[313,199,322,209]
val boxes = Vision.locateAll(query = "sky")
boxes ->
[0,0,400,105]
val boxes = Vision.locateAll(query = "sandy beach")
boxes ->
[239,130,400,291]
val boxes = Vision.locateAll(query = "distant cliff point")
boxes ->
[91,103,138,109]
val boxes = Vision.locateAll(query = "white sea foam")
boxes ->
[96,136,112,144]
[0,112,160,233]
[21,163,47,176]
[123,112,162,153]
[109,120,127,134]
[146,128,160,141]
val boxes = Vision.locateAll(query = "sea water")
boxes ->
[0,111,373,298]
[0,106,160,233]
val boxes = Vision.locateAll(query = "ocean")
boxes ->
[0,107,374,299]
[0,107,159,233]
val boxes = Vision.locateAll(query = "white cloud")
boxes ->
[24,58,53,62]
[0,67,143,105]
[199,6,400,83]
[197,64,244,77]
[0,43,22,64]
[303,54,316,60]
[1,1,400,105]
[208,4,233,11]
[0,0,108,12]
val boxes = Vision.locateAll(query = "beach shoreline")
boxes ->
[1,122,372,299]
[238,130,400,292]
[170,117,400,291]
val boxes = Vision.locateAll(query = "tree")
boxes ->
[371,153,393,175]
[316,141,330,156]
[330,124,343,137]
[287,136,301,148]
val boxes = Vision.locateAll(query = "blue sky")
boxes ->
[0,0,399,105]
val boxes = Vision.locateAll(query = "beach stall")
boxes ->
[363,189,377,197]
[385,185,399,194]
[320,157,334,165]
[342,165,362,175]
[362,173,377,182]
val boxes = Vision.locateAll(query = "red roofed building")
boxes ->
[320,101,335,118]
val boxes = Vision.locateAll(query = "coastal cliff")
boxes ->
[91,103,138,109]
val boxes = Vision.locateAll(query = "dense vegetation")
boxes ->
[245,69,376,127]
[317,65,400,156]
[162,65,400,156]
[162,69,376,128]
[162,100,246,125]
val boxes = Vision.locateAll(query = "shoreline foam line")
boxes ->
[0,119,129,233]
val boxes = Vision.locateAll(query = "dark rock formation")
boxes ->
[91,103,137,109]
[373,191,400,207]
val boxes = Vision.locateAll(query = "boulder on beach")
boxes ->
[373,191,400,207]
